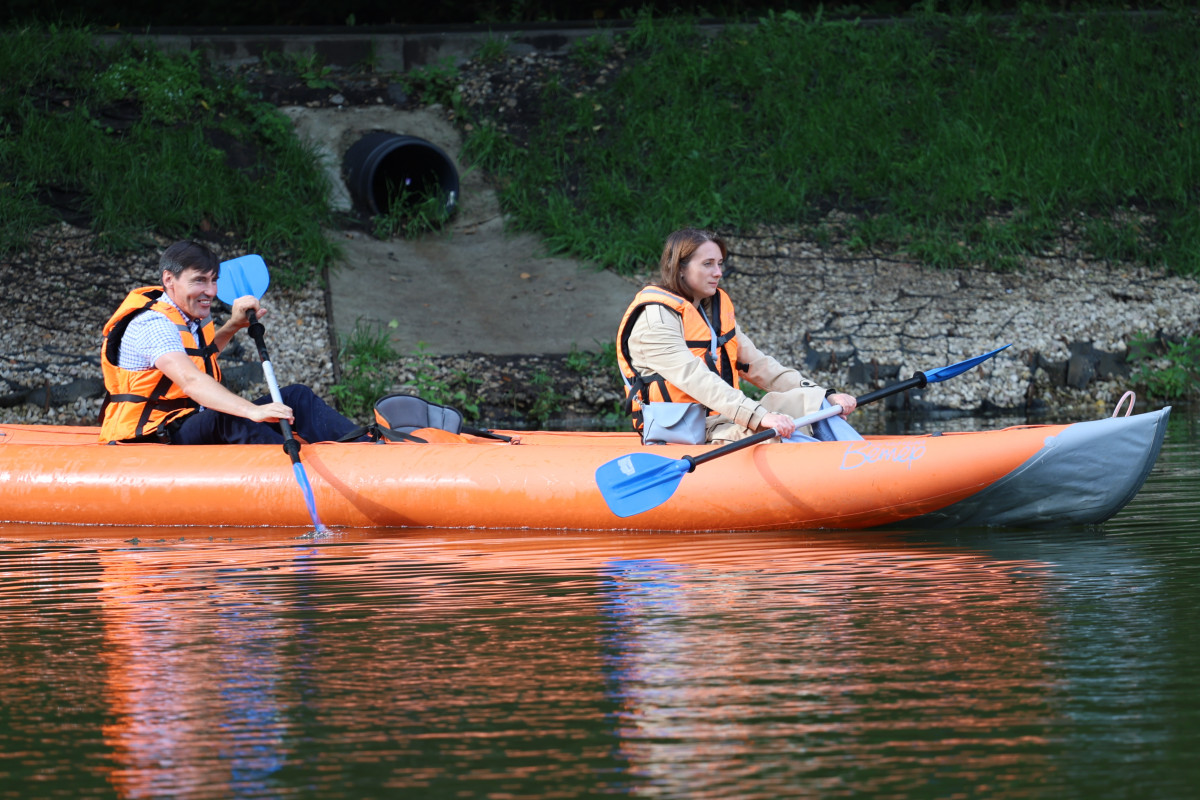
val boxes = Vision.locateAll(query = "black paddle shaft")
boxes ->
[856,372,927,406]
[245,310,271,363]
[685,428,777,470]
[245,310,301,462]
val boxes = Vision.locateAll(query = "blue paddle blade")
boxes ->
[923,343,1011,383]
[217,254,271,306]
[596,452,691,518]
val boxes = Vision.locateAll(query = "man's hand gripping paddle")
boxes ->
[218,254,327,533]
[595,345,1012,518]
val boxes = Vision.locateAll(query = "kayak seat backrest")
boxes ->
[374,393,464,435]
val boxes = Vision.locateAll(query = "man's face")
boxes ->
[162,267,218,321]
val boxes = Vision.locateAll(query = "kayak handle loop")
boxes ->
[1112,391,1136,418]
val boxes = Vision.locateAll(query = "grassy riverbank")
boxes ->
[0,26,337,285]
[463,8,1200,276]
[5,11,1200,282]
[4,12,1199,279]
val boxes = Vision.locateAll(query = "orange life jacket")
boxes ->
[99,287,221,443]
[616,286,741,430]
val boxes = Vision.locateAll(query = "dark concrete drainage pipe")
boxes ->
[342,132,459,217]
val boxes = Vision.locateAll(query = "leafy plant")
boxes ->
[565,341,618,374]
[527,368,564,423]
[475,35,509,64]
[569,32,613,70]
[92,47,211,124]
[330,319,397,418]
[1128,333,1200,400]
[262,49,339,89]
[296,54,340,89]
[401,57,462,107]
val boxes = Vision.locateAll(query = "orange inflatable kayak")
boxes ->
[0,409,1170,531]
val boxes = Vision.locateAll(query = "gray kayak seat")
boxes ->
[360,393,511,443]
[335,393,467,443]
[375,393,464,434]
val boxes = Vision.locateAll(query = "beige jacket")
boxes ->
[624,301,827,442]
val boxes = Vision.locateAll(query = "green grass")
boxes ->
[7,11,1199,291]
[329,319,398,418]
[0,24,337,285]
[372,186,455,239]
[464,8,1200,275]
[1128,333,1200,400]
[474,35,510,64]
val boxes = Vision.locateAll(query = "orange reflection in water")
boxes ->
[591,536,1059,794]
[94,544,297,798]
[6,528,1064,797]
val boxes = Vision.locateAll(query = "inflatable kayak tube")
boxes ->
[0,408,1171,531]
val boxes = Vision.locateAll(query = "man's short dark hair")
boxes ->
[160,240,220,278]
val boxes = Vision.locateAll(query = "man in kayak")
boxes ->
[99,240,361,445]
[617,227,858,444]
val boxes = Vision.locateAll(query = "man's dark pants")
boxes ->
[172,384,362,445]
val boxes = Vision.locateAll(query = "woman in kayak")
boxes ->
[616,227,857,443]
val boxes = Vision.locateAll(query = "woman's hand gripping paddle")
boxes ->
[595,345,1012,518]
[218,254,328,533]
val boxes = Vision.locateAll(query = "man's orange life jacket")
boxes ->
[99,287,221,443]
[616,286,741,430]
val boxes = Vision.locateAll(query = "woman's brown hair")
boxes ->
[655,228,727,302]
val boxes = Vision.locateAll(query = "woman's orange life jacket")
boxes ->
[99,287,222,443]
[616,286,741,430]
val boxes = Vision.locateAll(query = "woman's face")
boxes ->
[680,241,724,301]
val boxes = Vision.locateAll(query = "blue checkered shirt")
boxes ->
[117,292,204,371]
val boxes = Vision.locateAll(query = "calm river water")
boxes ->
[2,410,1199,799]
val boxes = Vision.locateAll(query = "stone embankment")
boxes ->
[2,220,1196,431]
[719,221,1198,422]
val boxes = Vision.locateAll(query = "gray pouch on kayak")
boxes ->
[810,397,865,442]
[641,402,706,445]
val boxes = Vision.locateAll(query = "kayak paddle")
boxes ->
[595,344,1012,518]
[218,254,328,533]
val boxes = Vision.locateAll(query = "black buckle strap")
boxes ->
[336,422,512,444]
[336,423,427,443]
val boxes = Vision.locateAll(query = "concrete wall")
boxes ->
[94,23,646,72]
